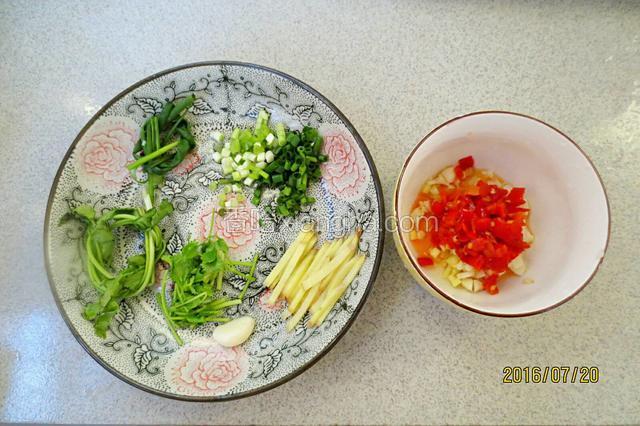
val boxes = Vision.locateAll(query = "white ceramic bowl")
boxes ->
[393,111,610,316]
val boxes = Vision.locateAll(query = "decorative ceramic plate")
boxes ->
[44,62,384,400]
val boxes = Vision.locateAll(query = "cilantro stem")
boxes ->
[170,292,207,310]
[145,231,154,280]
[228,260,254,267]
[226,266,249,278]
[249,252,259,275]
[209,299,242,309]
[171,316,230,323]
[156,272,183,346]
[216,271,223,291]
[87,265,103,291]
[85,238,113,282]
[127,140,180,171]
[206,318,231,323]
[238,281,251,300]
[112,213,137,220]
[208,208,216,239]
[239,253,260,301]
[133,230,154,296]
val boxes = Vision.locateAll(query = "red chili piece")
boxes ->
[426,156,529,294]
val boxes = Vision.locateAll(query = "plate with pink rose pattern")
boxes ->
[44,62,384,400]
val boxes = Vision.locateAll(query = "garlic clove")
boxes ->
[522,226,534,244]
[212,316,256,347]
[508,254,526,276]
[461,278,474,291]
[441,167,456,183]
[456,271,474,280]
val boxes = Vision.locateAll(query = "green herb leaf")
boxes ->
[157,210,258,341]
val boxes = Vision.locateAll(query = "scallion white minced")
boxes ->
[211,110,281,189]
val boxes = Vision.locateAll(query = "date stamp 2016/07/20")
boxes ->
[502,366,600,384]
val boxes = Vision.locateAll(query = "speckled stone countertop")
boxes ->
[1,1,639,424]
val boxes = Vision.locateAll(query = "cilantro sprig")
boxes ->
[157,210,259,345]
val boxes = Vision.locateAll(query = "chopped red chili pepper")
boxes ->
[417,257,434,266]
[454,165,464,179]
[506,187,526,205]
[486,284,499,295]
[410,156,531,295]
[483,274,499,294]
[458,155,475,170]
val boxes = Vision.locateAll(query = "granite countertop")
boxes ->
[1,1,639,424]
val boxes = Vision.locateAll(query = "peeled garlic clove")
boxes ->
[461,278,474,291]
[441,166,456,183]
[446,255,459,266]
[508,254,526,276]
[456,271,474,280]
[212,316,255,347]
[448,274,461,287]
[522,226,534,243]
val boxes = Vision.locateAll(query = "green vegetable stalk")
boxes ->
[61,199,174,338]
[128,95,197,201]
[60,95,205,340]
